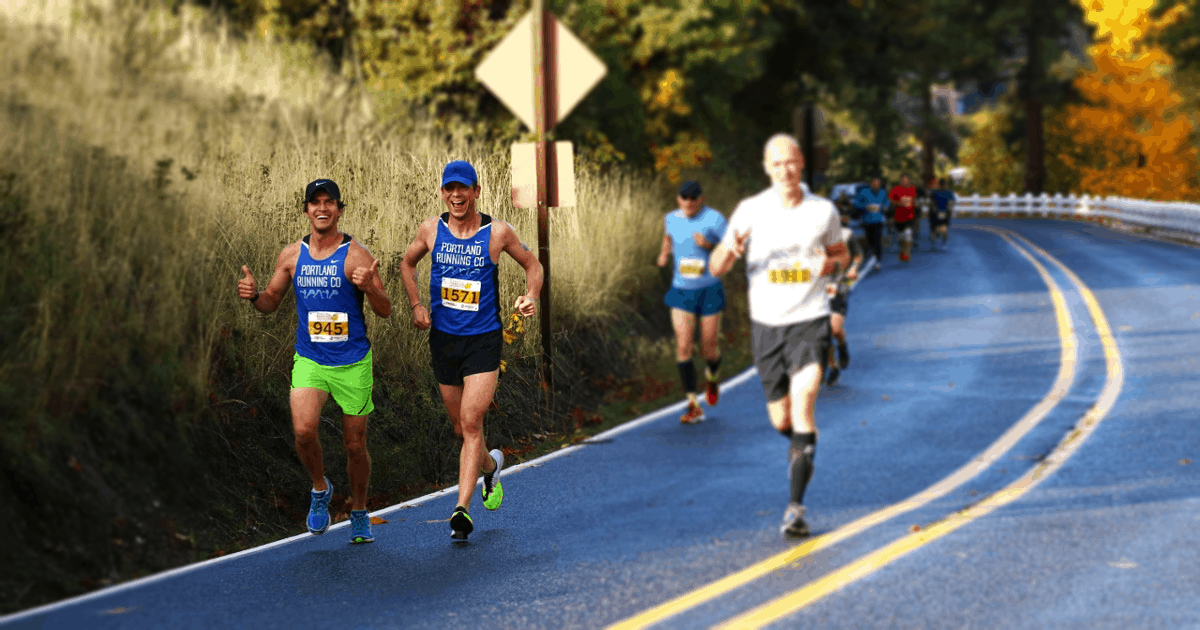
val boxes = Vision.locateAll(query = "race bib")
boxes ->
[901,196,914,207]
[308,311,349,343]
[938,211,948,220]
[768,260,812,284]
[678,257,705,279]
[440,277,481,311]
[868,204,880,211]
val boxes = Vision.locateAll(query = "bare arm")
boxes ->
[399,218,435,329]
[657,232,671,267]
[819,241,851,277]
[499,222,543,316]
[239,244,296,314]
[709,229,748,278]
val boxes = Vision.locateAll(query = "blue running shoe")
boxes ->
[307,477,333,535]
[349,509,374,544]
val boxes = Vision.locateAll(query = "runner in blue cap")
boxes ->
[656,180,728,424]
[399,159,543,541]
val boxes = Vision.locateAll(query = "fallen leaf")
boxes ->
[881,395,891,401]
[1180,458,1192,465]
[102,607,138,615]
[370,516,388,525]
[1118,325,1133,331]
[910,524,921,532]
[1108,558,1137,569]
[860,421,867,426]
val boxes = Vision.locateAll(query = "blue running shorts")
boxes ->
[664,282,725,317]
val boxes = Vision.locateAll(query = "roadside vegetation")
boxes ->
[0,0,758,611]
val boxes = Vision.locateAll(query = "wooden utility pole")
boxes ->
[533,0,556,389]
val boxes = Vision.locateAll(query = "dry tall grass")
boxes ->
[1,0,665,418]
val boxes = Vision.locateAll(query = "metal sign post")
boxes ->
[476,3,606,391]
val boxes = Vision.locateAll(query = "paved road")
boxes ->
[4,219,1198,629]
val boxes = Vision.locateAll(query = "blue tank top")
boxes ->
[429,213,501,335]
[293,234,370,366]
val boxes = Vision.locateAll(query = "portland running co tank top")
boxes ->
[293,234,370,366]
[429,213,501,335]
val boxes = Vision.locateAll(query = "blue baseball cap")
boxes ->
[305,178,341,202]
[678,180,702,197]
[441,160,478,187]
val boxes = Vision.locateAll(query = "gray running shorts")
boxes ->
[751,316,832,402]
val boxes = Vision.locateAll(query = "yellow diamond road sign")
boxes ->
[475,10,607,131]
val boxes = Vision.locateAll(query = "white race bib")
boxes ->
[678,257,705,279]
[440,277,481,311]
[308,311,349,343]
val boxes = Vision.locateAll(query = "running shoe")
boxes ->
[825,365,840,387]
[680,400,706,424]
[704,377,720,406]
[349,509,374,544]
[780,503,810,538]
[837,343,851,370]
[482,449,505,511]
[307,477,333,535]
[900,253,910,262]
[450,506,473,540]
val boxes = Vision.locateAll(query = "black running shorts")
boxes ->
[751,316,832,402]
[429,328,503,386]
[830,286,849,316]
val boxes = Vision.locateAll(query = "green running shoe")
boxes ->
[450,506,473,541]
[481,449,505,511]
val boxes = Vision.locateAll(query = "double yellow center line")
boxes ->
[609,226,1122,629]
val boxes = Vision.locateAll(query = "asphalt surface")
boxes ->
[4,218,1198,629]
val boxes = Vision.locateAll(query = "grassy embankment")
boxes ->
[0,0,759,614]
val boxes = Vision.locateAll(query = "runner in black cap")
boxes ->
[237,178,392,544]
[656,180,728,423]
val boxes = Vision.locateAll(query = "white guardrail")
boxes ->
[952,192,1200,242]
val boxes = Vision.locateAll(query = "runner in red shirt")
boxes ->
[888,175,917,262]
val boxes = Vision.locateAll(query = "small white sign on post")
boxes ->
[511,141,576,209]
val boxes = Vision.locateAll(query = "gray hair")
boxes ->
[762,133,800,159]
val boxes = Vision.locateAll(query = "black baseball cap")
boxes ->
[678,180,702,197]
[305,179,342,203]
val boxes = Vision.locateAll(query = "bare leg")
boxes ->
[670,309,697,363]
[343,414,370,511]
[699,312,721,364]
[442,371,500,511]
[291,388,329,492]
[789,363,823,434]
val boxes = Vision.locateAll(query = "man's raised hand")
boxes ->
[730,230,749,258]
[351,257,380,291]
[238,265,258,300]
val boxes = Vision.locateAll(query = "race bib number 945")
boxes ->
[308,311,349,343]
[441,277,481,311]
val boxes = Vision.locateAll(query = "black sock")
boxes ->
[788,432,817,504]
[677,360,697,394]
[706,356,722,378]
[777,426,792,439]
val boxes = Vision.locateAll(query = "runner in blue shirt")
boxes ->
[853,177,890,271]
[399,160,543,541]
[238,178,392,545]
[927,177,956,251]
[656,180,728,424]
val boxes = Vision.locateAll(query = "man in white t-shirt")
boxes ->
[710,133,850,538]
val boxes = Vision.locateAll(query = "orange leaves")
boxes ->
[1058,4,1198,200]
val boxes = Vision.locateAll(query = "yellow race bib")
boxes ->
[308,311,349,343]
[768,262,812,284]
[678,257,705,279]
[440,277,481,311]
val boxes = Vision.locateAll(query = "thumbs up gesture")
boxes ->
[351,257,380,291]
[238,265,258,300]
